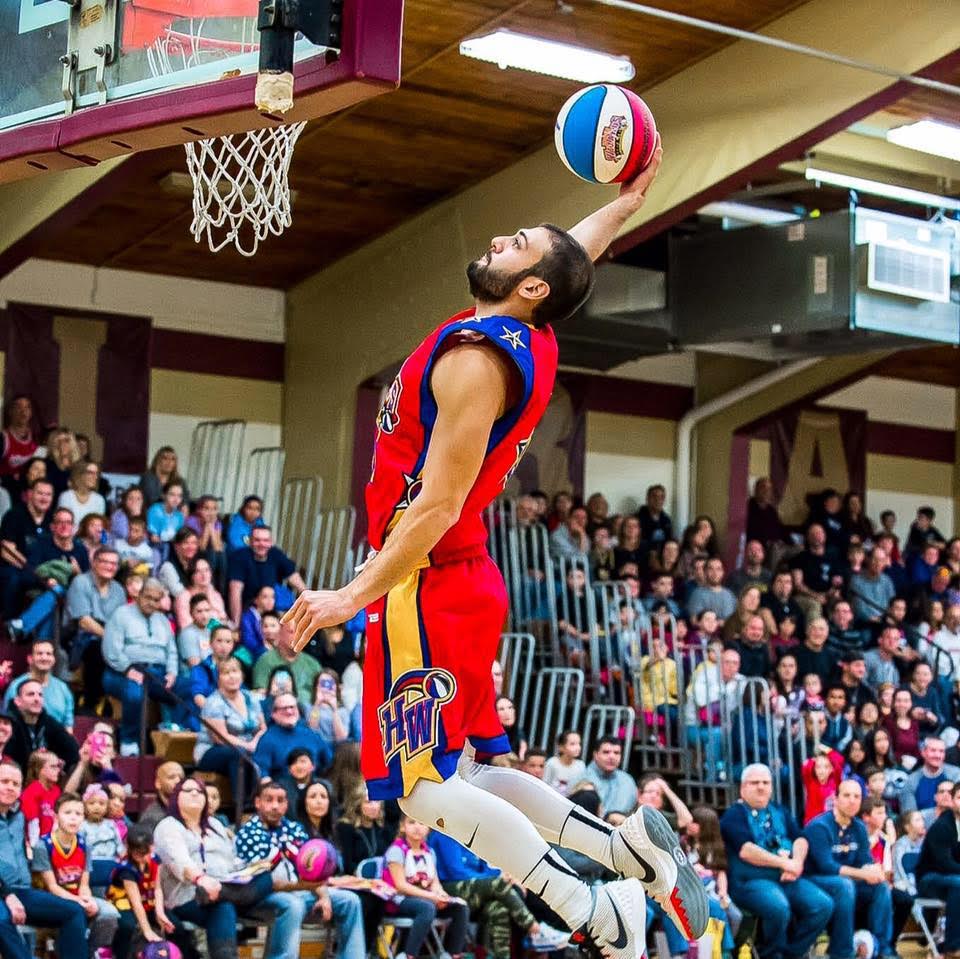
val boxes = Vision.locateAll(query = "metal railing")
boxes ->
[277,476,323,569]
[527,667,584,752]
[305,507,357,589]
[187,419,246,510]
[582,704,635,769]
[498,632,536,730]
[243,446,286,525]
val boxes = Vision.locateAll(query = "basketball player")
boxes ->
[284,137,708,958]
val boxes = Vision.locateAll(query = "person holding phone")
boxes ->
[306,670,350,744]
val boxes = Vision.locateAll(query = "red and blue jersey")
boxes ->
[366,309,557,564]
[37,832,87,894]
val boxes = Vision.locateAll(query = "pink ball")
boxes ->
[296,838,338,882]
[137,942,182,959]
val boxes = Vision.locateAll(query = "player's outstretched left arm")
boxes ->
[282,342,512,651]
[569,134,663,262]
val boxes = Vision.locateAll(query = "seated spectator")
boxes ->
[647,538,682,589]
[543,730,586,796]
[57,460,106,526]
[687,557,737,625]
[5,639,73,732]
[802,673,824,711]
[638,774,692,830]
[102,578,180,756]
[139,446,188,508]
[803,779,894,959]
[724,585,776,644]
[731,684,776,773]
[7,679,78,771]
[277,748,316,813]
[185,494,226,590]
[721,763,832,959]
[228,526,306,623]
[920,779,956,828]
[900,737,960,813]
[859,797,912,942]
[727,540,772,595]
[65,546,125,713]
[789,524,843,621]
[913,780,960,959]
[237,783,366,959]
[226,495,266,553]
[855,701,881,740]
[822,685,853,752]
[850,547,896,627]
[771,653,804,729]
[8,507,89,641]
[239,585,277,662]
[684,645,743,782]
[638,483,672,552]
[146,480,185,547]
[0,478,52,619]
[891,809,925,895]
[495,696,527,759]
[557,566,591,663]
[61,724,121,797]
[761,569,805,637]
[76,513,107,568]
[113,516,157,573]
[253,626,320,704]
[746,477,786,549]
[335,785,393,876]
[794,618,835,690]
[909,543,944,592]
[883,688,921,764]
[921,602,960,700]
[642,574,682,620]
[137,761,185,832]
[906,506,946,556]
[173,556,227,630]
[314,622,357,680]
[177,594,214,671]
[21,748,62,845]
[0,762,90,959]
[865,626,905,690]
[827,600,869,659]
[549,505,589,561]
[0,396,38,496]
[679,515,718,581]
[80,784,125,889]
[838,650,878,713]
[110,486,145,542]
[732,614,773,679]
[306,670,351,744]
[189,624,236,710]
[842,492,874,542]
[382,814,469,959]
[908,662,944,735]
[195,657,265,805]
[156,527,199,600]
[583,736,636,814]
[253,693,334,781]
[801,749,844,823]
[588,526,616,582]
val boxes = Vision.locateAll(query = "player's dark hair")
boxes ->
[529,224,595,327]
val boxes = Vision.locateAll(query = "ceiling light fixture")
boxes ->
[804,167,960,212]
[459,29,635,83]
[885,119,960,163]
[698,201,800,225]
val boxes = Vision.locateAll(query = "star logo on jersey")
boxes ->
[502,433,533,488]
[399,472,423,509]
[499,326,525,351]
[379,668,457,765]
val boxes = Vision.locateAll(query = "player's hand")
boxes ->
[281,589,358,653]
[618,133,662,206]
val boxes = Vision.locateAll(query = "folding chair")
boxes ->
[356,857,451,959]
[910,897,947,959]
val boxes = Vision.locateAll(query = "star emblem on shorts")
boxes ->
[500,326,525,350]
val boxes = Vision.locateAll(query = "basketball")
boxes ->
[554,84,658,184]
[296,839,338,882]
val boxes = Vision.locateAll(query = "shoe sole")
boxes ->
[624,806,709,941]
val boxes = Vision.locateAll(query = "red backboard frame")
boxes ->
[0,0,403,184]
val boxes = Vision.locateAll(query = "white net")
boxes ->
[184,121,306,257]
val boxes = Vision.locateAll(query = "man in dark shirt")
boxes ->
[838,651,877,713]
[826,600,869,659]
[762,570,805,635]
[637,485,672,549]
[0,479,52,618]
[914,779,960,958]
[227,525,306,623]
[803,780,894,959]
[790,524,843,620]
[6,679,79,771]
[794,618,835,689]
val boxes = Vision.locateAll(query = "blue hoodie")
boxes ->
[802,811,871,875]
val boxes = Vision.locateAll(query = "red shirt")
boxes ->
[366,310,557,564]
[801,751,844,824]
[21,781,61,838]
[0,429,37,479]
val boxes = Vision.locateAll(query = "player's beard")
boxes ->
[466,253,527,303]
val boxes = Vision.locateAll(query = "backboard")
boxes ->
[0,0,403,183]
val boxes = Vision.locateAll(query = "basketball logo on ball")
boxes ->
[296,838,338,882]
[555,84,657,184]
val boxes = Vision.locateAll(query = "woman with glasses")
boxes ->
[58,460,106,525]
[154,777,274,959]
[195,658,264,808]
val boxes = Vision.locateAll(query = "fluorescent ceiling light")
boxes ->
[804,166,960,212]
[698,201,800,224]
[886,119,960,162]
[459,29,635,83]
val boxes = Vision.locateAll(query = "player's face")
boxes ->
[466,227,552,304]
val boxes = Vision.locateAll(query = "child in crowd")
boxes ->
[177,594,214,670]
[279,747,316,812]
[543,730,586,796]
[82,784,126,890]
[21,749,63,844]
[383,814,470,959]
[114,517,156,572]
[121,571,144,603]
[770,614,798,657]
[31,793,120,958]
[205,783,231,830]
[307,670,351,743]
[856,701,881,739]
[107,826,176,959]
[801,749,843,823]
[239,585,276,663]
[106,783,130,841]
[892,810,926,896]
[682,806,741,940]
[800,672,824,711]
[146,481,185,545]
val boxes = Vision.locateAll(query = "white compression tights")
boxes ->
[398,749,619,932]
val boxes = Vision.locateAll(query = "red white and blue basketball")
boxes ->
[296,838,338,882]
[554,84,657,184]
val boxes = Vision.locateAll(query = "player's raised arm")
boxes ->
[282,341,511,650]
[568,135,663,262]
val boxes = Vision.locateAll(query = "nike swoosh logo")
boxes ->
[606,892,629,951]
[620,838,657,884]
[465,823,480,849]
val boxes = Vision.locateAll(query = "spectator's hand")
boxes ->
[434,892,451,909]
[197,875,221,901]
[779,869,797,883]
[313,891,332,922]
[69,557,82,576]
[127,668,144,685]
[282,590,357,653]
[5,894,25,924]
[862,864,884,885]
[46,578,58,589]
[164,672,176,690]
[80,897,99,917]
[911,706,927,721]
[780,857,803,878]
[156,911,175,934]
[144,930,163,943]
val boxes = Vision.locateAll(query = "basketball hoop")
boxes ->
[184,120,305,257]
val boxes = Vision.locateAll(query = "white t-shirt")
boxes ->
[543,757,587,796]
[58,489,107,525]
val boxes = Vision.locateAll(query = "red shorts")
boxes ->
[361,553,510,799]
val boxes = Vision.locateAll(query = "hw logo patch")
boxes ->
[379,668,457,765]
[377,375,403,434]
[601,114,628,162]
